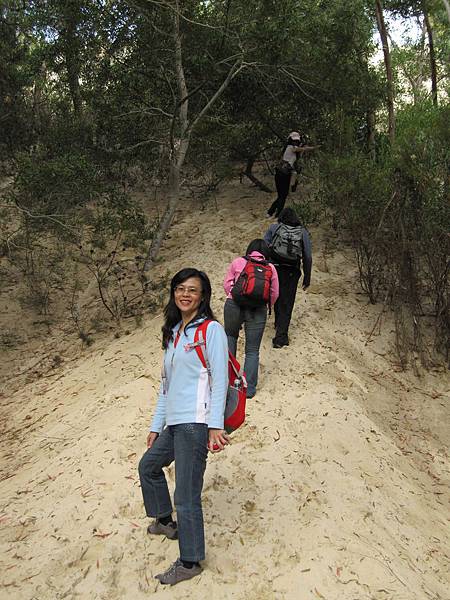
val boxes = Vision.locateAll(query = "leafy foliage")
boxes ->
[322,102,449,366]
[0,0,448,365]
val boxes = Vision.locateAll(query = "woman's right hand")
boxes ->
[147,431,159,449]
[208,429,230,453]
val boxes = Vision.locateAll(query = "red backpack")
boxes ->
[193,320,247,434]
[231,256,272,308]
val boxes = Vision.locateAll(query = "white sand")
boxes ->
[1,179,449,599]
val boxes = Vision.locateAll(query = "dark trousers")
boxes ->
[138,423,208,562]
[273,265,301,344]
[223,298,267,397]
[268,170,291,217]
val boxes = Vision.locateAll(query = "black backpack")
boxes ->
[270,224,303,264]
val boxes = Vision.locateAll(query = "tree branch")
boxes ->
[117,138,165,153]
[240,157,272,193]
[279,67,320,101]
[442,0,450,24]
[1,203,77,232]
[141,0,224,30]
[188,58,245,135]
[114,107,173,119]
[174,2,189,141]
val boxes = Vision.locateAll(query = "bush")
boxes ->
[14,150,101,216]
[320,103,449,368]
[4,136,157,330]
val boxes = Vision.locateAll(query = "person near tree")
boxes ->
[267,131,319,218]
[138,268,228,586]
[264,208,312,348]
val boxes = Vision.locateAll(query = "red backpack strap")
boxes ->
[193,319,212,368]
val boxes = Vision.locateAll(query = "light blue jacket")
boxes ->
[150,318,228,433]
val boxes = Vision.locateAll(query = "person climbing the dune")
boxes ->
[267,131,320,219]
[264,207,312,348]
[223,239,279,399]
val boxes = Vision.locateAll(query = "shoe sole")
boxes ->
[147,525,178,540]
[157,572,202,585]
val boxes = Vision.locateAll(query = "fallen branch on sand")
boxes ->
[240,158,272,193]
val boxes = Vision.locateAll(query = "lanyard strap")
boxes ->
[161,327,181,395]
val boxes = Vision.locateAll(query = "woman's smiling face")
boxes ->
[174,276,203,319]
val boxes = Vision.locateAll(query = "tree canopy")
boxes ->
[0,0,448,367]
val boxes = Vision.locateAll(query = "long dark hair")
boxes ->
[246,238,270,260]
[278,207,301,227]
[161,268,216,349]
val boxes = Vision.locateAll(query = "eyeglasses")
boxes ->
[174,285,201,296]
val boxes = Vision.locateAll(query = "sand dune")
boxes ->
[1,180,449,599]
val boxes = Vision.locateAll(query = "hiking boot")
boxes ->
[155,558,202,585]
[147,519,178,540]
[272,339,289,349]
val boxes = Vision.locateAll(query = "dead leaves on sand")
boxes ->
[92,529,112,539]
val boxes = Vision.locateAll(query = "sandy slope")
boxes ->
[0,179,449,600]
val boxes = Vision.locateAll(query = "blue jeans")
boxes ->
[223,298,267,396]
[138,423,208,562]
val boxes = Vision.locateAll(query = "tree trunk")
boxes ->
[61,2,82,118]
[442,0,450,24]
[387,28,424,105]
[366,109,376,160]
[375,0,395,142]
[142,2,245,273]
[422,2,438,106]
[241,157,273,192]
[143,166,180,272]
[32,61,46,140]
[143,6,187,273]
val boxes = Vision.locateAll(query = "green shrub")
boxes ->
[320,103,449,367]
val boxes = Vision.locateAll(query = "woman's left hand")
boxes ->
[208,429,230,453]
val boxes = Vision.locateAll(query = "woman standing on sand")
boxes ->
[138,268,228,586]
